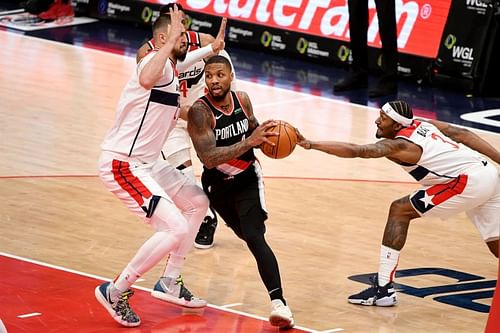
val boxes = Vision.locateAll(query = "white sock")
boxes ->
[378,245,400,286]
[162,253,185,278]
[114,265,141,293]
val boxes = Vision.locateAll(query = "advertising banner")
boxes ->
[435,0,493,79]
[143,0,452,59]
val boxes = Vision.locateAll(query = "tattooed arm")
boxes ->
[187,99,277,169]
[300,139,407,158]
[296,128,419,162]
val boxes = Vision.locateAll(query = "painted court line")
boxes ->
[17,313,41,319]
[220,302,243,308]
[0,252,332,332]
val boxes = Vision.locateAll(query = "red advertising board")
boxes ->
[145,0,452,58]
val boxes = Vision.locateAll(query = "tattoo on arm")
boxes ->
[188,101,217,162]
[358,140,405,158]
[237,91,258,129]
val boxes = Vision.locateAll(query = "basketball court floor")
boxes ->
[1,9,500,333]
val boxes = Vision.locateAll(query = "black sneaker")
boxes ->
[348,275,397,306]
[194,214,217,249]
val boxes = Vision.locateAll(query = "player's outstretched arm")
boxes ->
[428,119,500,164]
[177,17,227,71]
[295,129,410,159]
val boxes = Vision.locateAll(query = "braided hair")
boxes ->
[387,100,413,119]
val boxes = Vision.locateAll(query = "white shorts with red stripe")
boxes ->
[409,162,500,241]
[98,151,190,220]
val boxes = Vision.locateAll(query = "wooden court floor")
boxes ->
[1,31,499,332]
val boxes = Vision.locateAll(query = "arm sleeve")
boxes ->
[177,45,213,72]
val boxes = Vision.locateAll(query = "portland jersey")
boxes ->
[198,91,255,176]
[101,51,180,163]
[396,120,486,185]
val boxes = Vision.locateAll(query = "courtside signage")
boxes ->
[155,0,453,58]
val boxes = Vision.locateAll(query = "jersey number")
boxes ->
[179,80,188,98]
[431,133,459,149]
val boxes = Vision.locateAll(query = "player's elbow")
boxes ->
[139,76,154,90]
[200,157,216,169]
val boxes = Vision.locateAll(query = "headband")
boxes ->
[381,103,413,127]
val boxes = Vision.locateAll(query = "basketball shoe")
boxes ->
[151,275,207,308]
[38,0,74,22]
[269,299,294,329]
[94,282,141,327]
[348,275,397,306]
[194,213,218,249]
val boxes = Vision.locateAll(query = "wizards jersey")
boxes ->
[396,120,486,185]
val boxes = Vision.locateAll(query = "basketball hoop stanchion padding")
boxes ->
[485,256,500,332]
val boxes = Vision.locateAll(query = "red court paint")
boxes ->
[0,254,311,332]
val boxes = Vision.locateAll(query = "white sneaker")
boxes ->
[151,276,207,308]
[269,299,294,329]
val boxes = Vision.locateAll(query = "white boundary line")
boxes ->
[0,252,330,332]
[17,313,41,319]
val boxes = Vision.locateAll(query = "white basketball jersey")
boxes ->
[101,51,180,163]
[396,120,486,185]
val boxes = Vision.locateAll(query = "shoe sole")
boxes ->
[94,286,141,327]
[151,291,208,308]
[348,295,397,307]
[375,295,397,306]
[269,315,295,329]
[194,242,214,249]
[348,297,375,306]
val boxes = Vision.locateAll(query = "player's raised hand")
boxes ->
[211,17,227,53]
[168,5,185,41]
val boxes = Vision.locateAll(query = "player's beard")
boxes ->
[176,47,187,61]
[209,85,230,102]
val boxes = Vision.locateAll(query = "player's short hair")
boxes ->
[205,55,232,72]
[387,100,413,119]
[152,14,172,34]
[159,3,184,15]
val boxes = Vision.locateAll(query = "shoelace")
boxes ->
[114,290,139,322]
[175,276,195,301]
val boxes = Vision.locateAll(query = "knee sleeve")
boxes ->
[150,198,189,241]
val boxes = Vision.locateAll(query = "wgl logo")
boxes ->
[452,46,474,60]
[349,268,496,312]
[444,34,474,61]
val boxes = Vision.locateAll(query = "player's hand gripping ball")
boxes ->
[260,120,298,159]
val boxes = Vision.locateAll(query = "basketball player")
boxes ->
[137,3,237,249]
[94,8,227,327]
[296,100,500,307]
[187,55,295,329]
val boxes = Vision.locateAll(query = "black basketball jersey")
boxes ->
[199,91,256,176]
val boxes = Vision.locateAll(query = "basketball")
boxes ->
[260,120,298,159]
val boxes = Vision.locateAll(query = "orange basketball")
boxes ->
[260,120,298,159]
